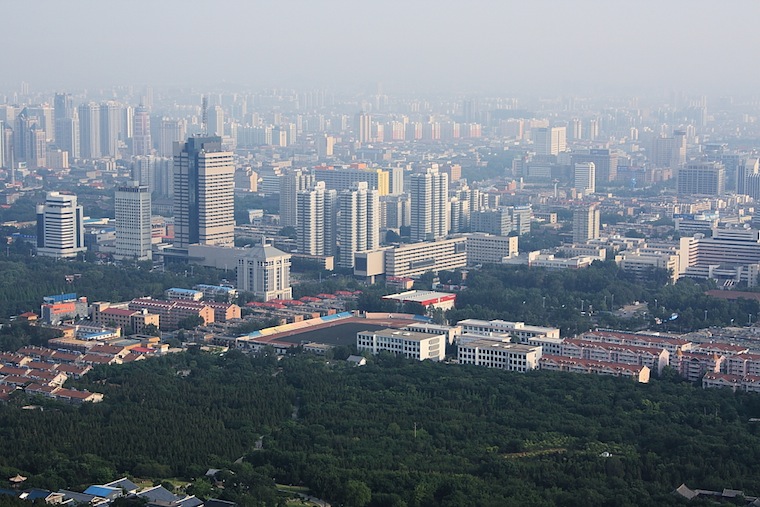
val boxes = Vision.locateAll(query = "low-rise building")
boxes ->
[675,351,724,382]
[356,328,445,361]
[382,290,456,311]
[562,338,669,375]
[539,355,650,383]
[457,339,541,372]
[458,319,560,341]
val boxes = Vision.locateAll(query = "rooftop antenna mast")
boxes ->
[201,95,208,136]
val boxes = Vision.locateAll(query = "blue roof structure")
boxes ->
[83,485,121,499]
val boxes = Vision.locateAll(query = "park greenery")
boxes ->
[0,254,228,319]
[0,352,758,506]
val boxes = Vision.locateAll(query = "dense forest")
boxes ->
[1,352,759,506]
[446,261,760,334]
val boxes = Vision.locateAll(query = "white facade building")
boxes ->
[357,328,445,361]
[458,339,542,372]
[36,192,86,259]
[115,182,152,261]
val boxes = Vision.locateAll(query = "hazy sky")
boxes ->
[5,0,760,96]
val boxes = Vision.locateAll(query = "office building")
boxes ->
[173,136,235,248]
[115,182,152,261]
[279,169,315,228]
[237,239,292,301]
[338,182,380,268]
[458,319,560,341]
[572,203,600,244]
[78,102,101,159]
[572,149,618,184]
[36,192,86,259]
[737,158,758,196]
[533,126,566,156]
[574,162,596,196]
[132,105,152,157]
[385,236,466,277]
[465,233,518,265]
[471,207,512,236]
[677,161,725,196]
[297,181,338,257]
[357,328,445,361]
[458,340,542,372]
[409,168,449,242]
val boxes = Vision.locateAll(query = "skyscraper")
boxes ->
[410,168,449,242]
[338,182,380,268]
[297,181,338,257]
[572,203,600,244]
[78,102,101,159]
[115,182,152,261]
[279,169,315,228]
[159,118,186,157]
[354,112,371,144]
[100,101,121,158]
[36,192,86,259]
[173,136,235,248]
[132,105,152,157]
[207,105,224,137]
[574,162,596,196]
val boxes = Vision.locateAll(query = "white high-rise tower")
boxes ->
[410,168,449,242]
[338,182,380,268]
[115,182,152,261]
[36,192,86,259]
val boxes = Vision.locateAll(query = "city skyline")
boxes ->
[4,0,760,95]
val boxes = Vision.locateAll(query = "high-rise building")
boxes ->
[158,118,186,157]
[313,165,390,195]
[78,102,101,159]
[738,157,759,195]
[316,134,334,159]
[132,156,154,190]
[237,239,292,301]
[571,149,618,184]
[296,181,338,257]
[14,109,47,169]
[279,169,315,228]
[207,105,224,137]
[338,182,380,268]
[677,161,725,196]
[115,182,152,261]
[36,192,86,259]
[533,126,567,156]
[132,105,152,157]
[100,101,121,158]
[173,136,235,248]
[574,162,596,196]
[573,203,600,244]
[410,168,449,242]
[354,112,371,144]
